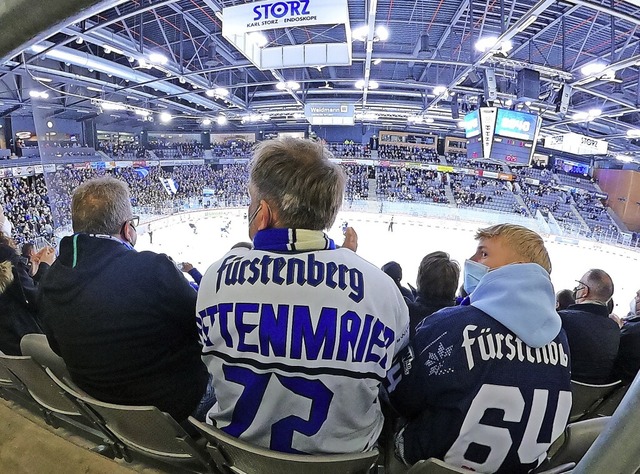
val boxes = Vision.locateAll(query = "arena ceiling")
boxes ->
[0,0,639,155]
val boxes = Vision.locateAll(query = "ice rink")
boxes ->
[136,208,640,316]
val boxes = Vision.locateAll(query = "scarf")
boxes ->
[253,228,335,252]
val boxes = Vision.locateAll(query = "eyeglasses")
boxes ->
[573,280,590,293]
[122,216,139,234]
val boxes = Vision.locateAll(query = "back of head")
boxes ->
[21,242,34,258]
[417,251,460,301]
[249,138,345,230]
[556,289,575,310]
[475,223,552,274]
[72,177,132,235]
[382,261,402,283]
[583,268,614,303]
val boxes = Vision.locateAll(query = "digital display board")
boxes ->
[463,110,480,138]
[465,107,541,166]
[494,109,540,141]
[491,136,535,166]
[467,137,483,160]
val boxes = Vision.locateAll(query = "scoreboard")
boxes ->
[464,107,541,166]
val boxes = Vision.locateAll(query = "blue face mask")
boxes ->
[463,259,489,295]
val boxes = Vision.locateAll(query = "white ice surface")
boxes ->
[135,209,639,316]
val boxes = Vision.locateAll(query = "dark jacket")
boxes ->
[614,316,640,383]
[406,295,455,338]
[39,234,208,422]
[559,302,620,384]
[0,244,44,355]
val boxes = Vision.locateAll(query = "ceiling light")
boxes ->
[475,36,499,52]
[355,79,366,89]
[505,99,513,106]
[525,100,532,106]
[148,52,168,65]
[75,37,83,44]
[206,89,216,97]
[617,154,633,162]
[627,129,640,138]
[202,118,212,126]
[373,58,382,65]
[352,25,368,41]
[159,112,172,123]
[424,117,434,124]
[457,120,466,128]
[572,111,590,121]
[580,62,607,76]
[375,25,389,41]
[276,81,287,90]
[29,90,49,99]
[46,120,54,129]
[408,115,423,123]
[588,108,602,117]
[33,76,52,83]
[217,115,228,126]
[128,56,135,63]
[100,101,126,111]
[262,114,271,121]
[368,80,379,89]
[214,87,229,97]
[103,46,111,54]
[248,32,268,47]
[135,109,150,117]
[87,86,102,92]
[433,85,447,95]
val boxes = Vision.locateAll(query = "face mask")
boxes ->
[463,259,489,295]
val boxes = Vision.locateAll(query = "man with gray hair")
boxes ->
[559,268,619,383]
[39,177,210,422]
[196,137,409,455]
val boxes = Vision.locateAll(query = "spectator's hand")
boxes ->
[342,227,358,252]
[609,312,623,329]
[39,246,56,265]
[181,262,194,272]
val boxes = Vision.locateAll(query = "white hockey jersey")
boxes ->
[196,242,409,454]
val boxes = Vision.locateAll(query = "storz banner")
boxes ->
[223,0,348,33]
[479,107,498,158]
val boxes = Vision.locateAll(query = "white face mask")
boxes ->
[0,218,12,238]
[463,259,489,295]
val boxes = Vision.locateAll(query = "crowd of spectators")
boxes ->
[1,176,54,245]
[0,143,627,250]
[377,144,440,163]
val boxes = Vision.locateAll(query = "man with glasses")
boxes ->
[559,269,619,384]
[39,177,210,423]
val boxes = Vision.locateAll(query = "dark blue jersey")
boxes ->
[386,305,572,473]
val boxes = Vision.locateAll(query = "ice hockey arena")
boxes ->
[1,0,640,472]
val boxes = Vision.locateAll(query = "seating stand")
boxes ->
[189,416,379,474]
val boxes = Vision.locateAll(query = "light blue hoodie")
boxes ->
[470,263,561,348]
